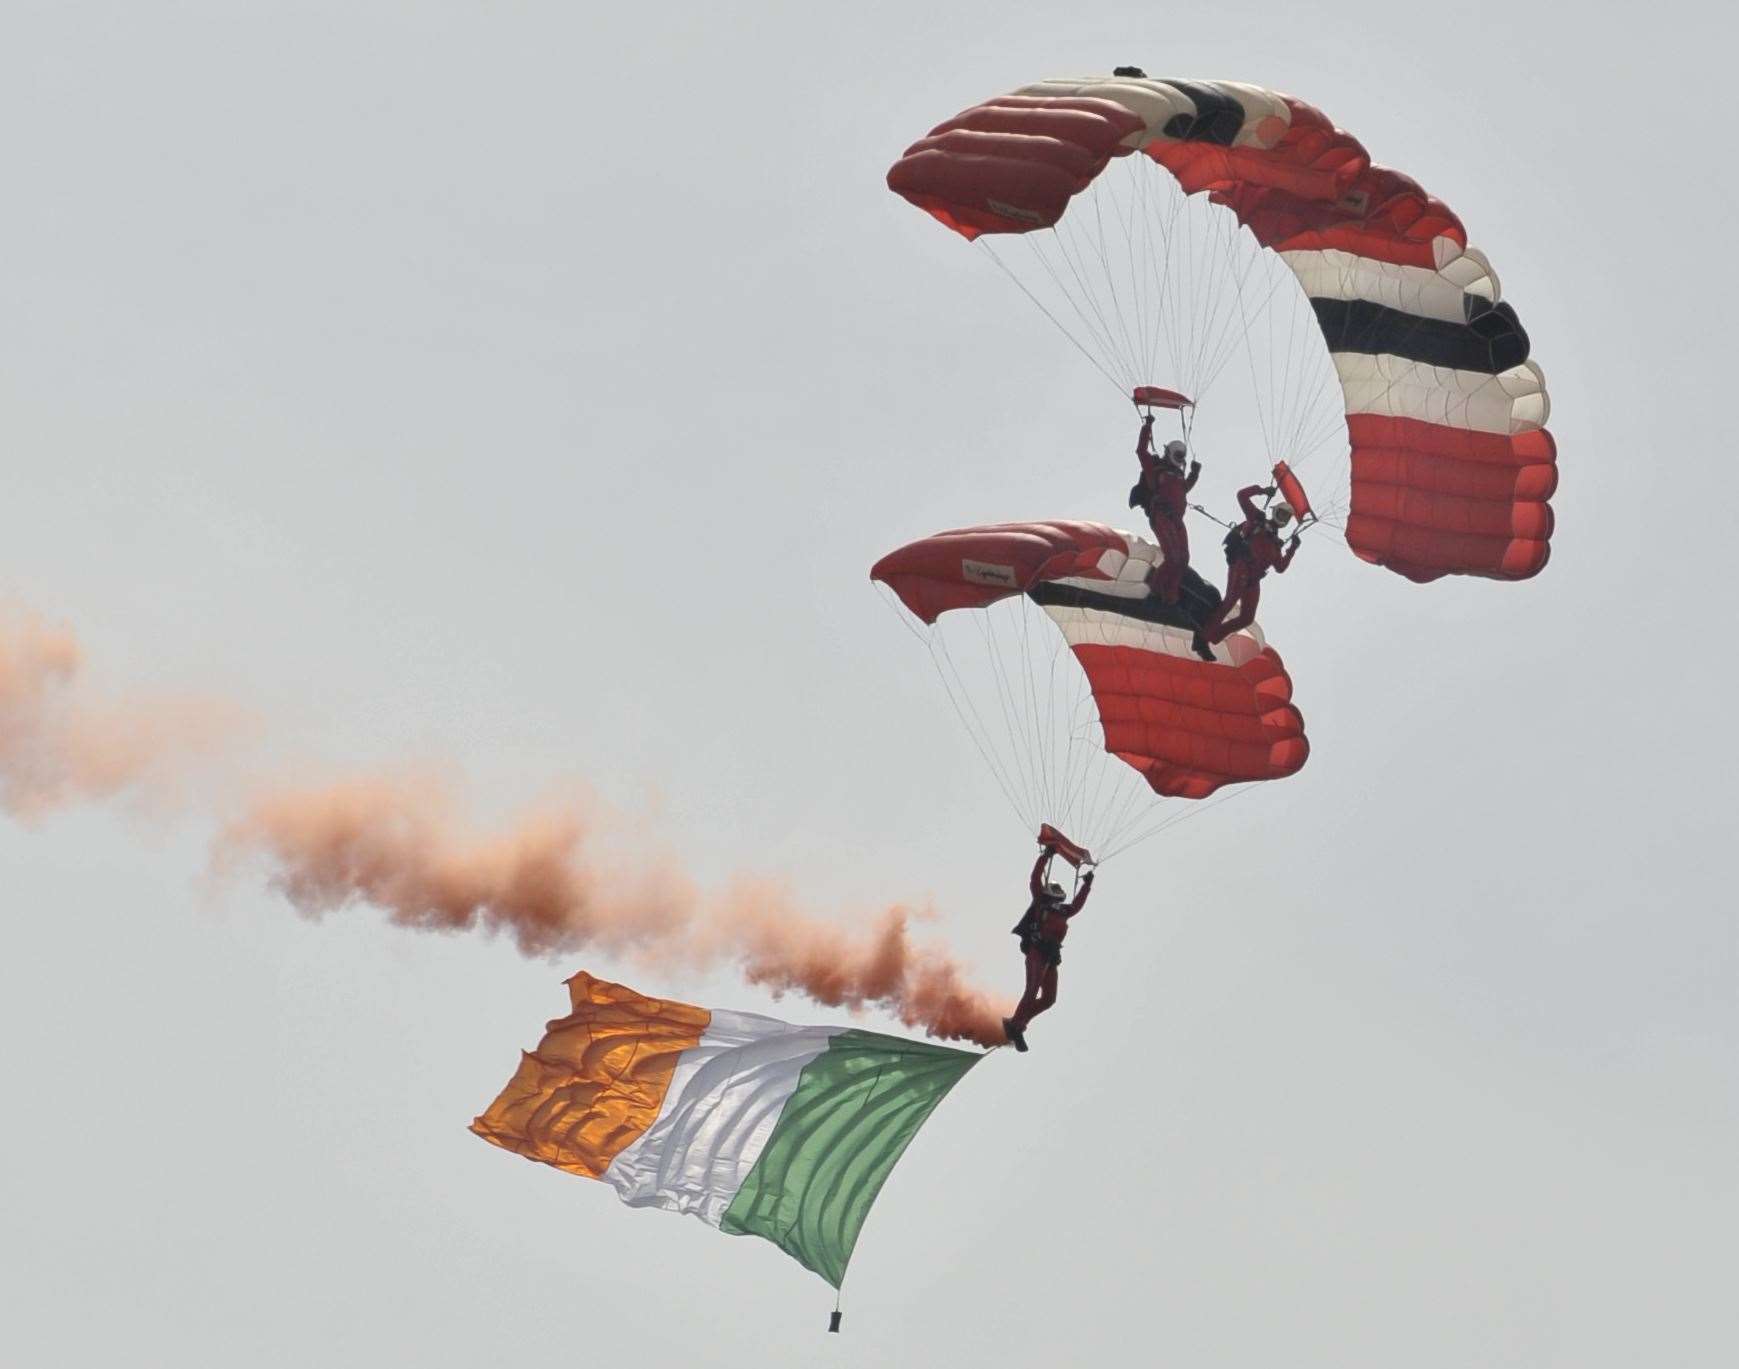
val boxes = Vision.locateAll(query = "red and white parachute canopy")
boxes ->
[888,74,1556,584]
[873,521,1307,858]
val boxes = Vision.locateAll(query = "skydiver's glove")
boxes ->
[1263,484,1278,497]
[1141,413,1155,427]
[1288,534,1301,550]
[1189,460,1202,475]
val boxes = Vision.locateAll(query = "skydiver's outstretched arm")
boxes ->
[1274,534,1301,574]
[1236,484,1269,524]
[1066,871,1095,914]
[1136,415,1159,474]
[1030,849,1051,899]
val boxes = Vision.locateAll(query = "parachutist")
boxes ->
[1004,838,1095,1050]
[1193,487,1301,658]
[1129,414,1200,605]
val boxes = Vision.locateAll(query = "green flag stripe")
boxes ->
[719,1028,978,1286]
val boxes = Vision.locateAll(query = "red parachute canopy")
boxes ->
[872,521,1307,801]
[887,76,1556,584]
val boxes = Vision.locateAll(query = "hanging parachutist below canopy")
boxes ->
[1128,408,1201,606]
[1193,485,1303,661]
[1003,825,1095,1052]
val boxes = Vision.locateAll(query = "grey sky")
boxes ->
[3,3,1734,1366]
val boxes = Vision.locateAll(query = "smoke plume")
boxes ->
[3,607,1005,1045]
[0,605,235,818]
[215,776,1004,1045]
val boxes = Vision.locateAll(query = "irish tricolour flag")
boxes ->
[471,973,981,1288]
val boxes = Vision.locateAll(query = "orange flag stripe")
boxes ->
[469,972,709,1178]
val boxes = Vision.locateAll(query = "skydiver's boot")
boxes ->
[1191,630,1215,663]
[1002,1017,1029,1053]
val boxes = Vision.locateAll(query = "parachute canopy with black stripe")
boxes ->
[888,74,1556,585]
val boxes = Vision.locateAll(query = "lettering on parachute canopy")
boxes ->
[961,559,1018,587]
[985,198,1045,225]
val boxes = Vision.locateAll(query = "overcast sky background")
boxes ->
[4,3,1734,1366]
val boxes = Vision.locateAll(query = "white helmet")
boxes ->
[1043,882,1066,902]
[1162,440,1188,466]
[1270,502,1294,528]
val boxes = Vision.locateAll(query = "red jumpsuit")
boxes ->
[1009,850,1094,1033]
[1134,426,1199,604]
[1198,486,1299,648]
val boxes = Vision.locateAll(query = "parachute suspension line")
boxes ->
[1109,157,1149,386]
[1096,730,1180,854]
[979,240,1127,400]
[1272,249,1364,496]
[1223,236,1342,484]
[1194,189,1252,405]
[926,630,1032,833]
[1015,598,1056,825]
[874,586,1033,833]
[1192,218,1268,406]
[1043,619,1079,830]
[1042,619,1078,832]
[931,611,1034,832]
[1095,765,1162,859]
[1189,193,1238,402]
[1056,667,1101,836]
[1035,607,1062,826]
[1179,175,1201,395]
[1011,602,1056,826]
[1277,277,1343,474]
[1149,174,1177,392]
[1049,207,1137,393]
[1068,671,1110,836]
[978,605,1044,825]
[1088,187,1143,390]
[1098,779,1260,865]
[1274,263,1305,456]
[1185,212,1240,402]
[1130,158,1167,391]
[1152,184,1187,393]
[1071,164,1142,393]
[1224,221,1293,462]
[1083,746,1121,843]
[1047,651,1094,837]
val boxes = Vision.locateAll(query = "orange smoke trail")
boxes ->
[216,776,1007,1046]
[0,605,235,818]
[3,608,1007,1045]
